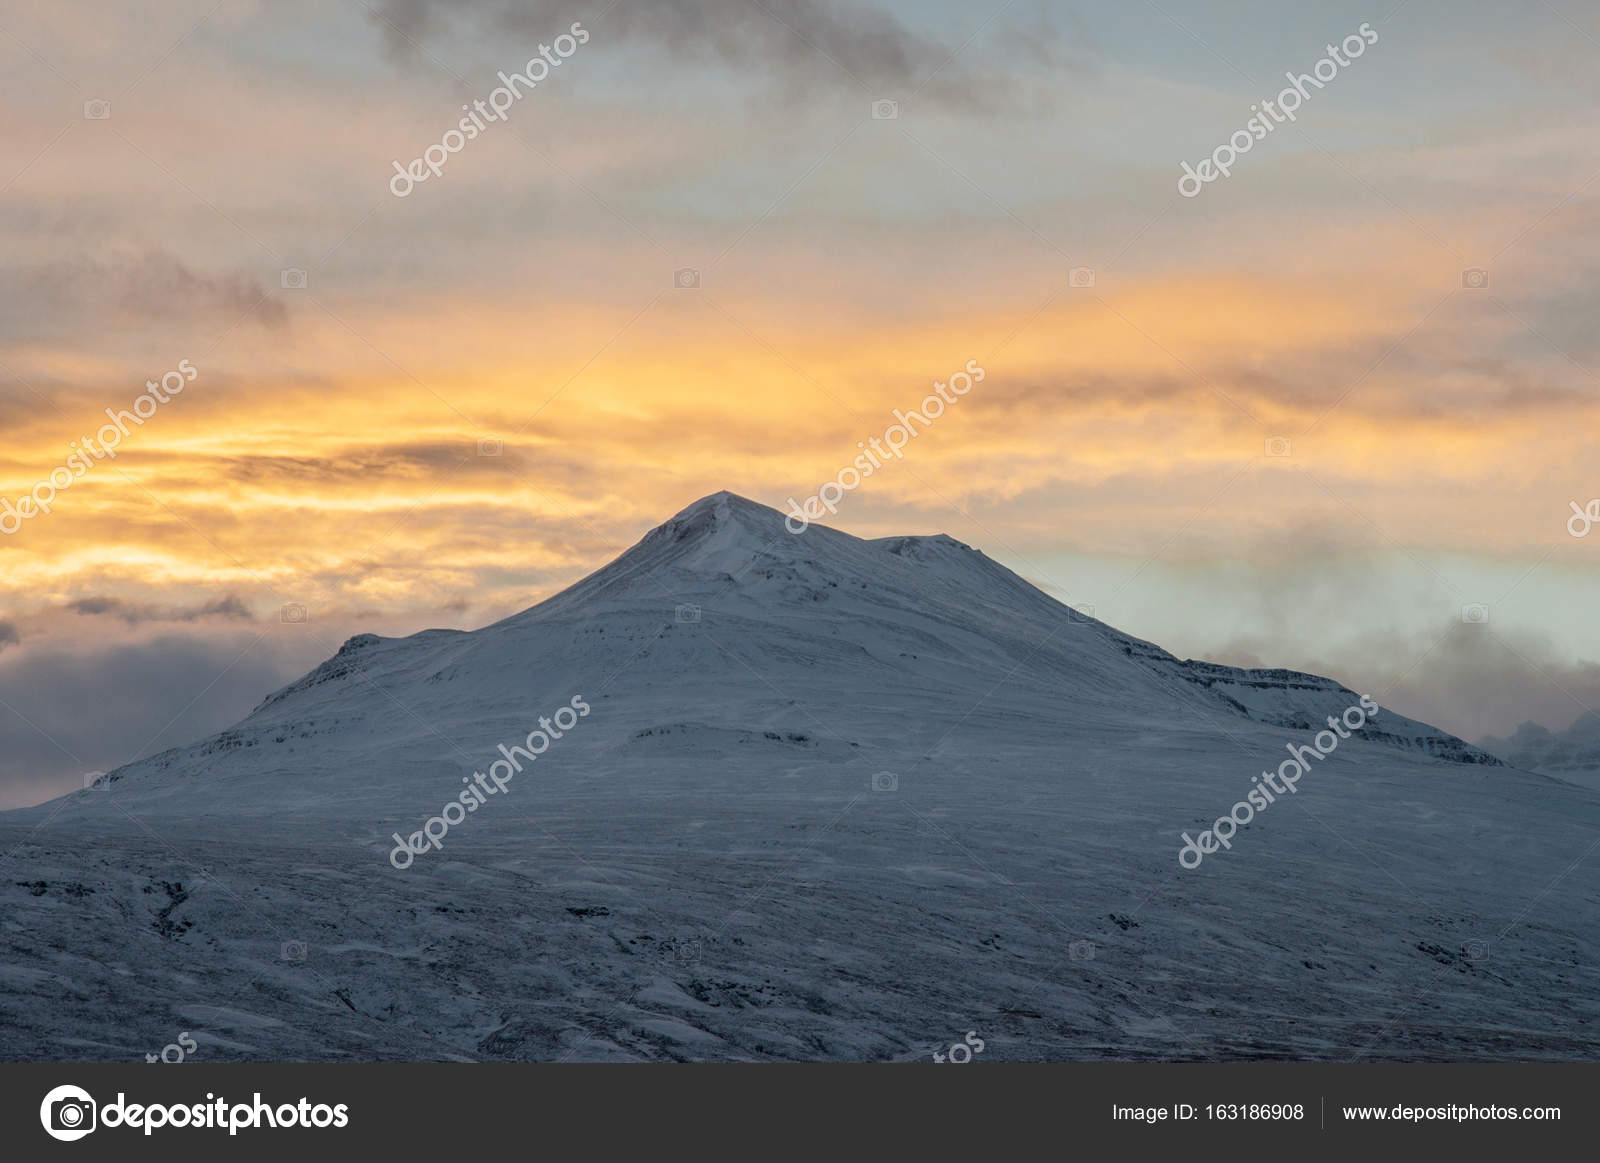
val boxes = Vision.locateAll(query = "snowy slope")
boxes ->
[1,492,1595,1062]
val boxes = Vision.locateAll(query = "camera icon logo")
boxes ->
[670,938,703,964]
[1462,603,1490,625]
[871,98,899,120]
[40,1084,97,1141]
[675,604,701,624]
[1265,436,1292,457]
[281,939,308,961]
[871,770,898,792]
[477,437,503,457]
[932,1031,985,1063]
[83,99,111,120]
[1069,603,1095,625]
[83,771,109,792]
[280,603,307,624]
[1461,267,1489,290]
[1464,939,1488,961]
[280,268,308,290]
[1068,266,1096,288]
[674,267,700,290]
[1068,939,1096,961]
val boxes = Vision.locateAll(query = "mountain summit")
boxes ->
[521,488,1014,616]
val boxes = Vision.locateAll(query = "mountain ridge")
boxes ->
[32,490,1498,819]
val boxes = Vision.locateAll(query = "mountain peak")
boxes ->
[641,490,796,565]
[522,489,998,620]
[514,491,820,616]
[659,490,774,534]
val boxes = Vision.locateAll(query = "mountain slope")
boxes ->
[2,491,1593,1064]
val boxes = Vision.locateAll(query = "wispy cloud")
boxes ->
[368,0,1051,106]
[2,251,287,341]
[65,594,256,626]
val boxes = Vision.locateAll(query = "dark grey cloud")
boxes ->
[3,251,287,340]
[65,594,256,626]
[0,621,17,652]
[1207,618,1600,746]
[147,440,603,494]
[1375,622,1600,746]
[369,0,1045,106]
[0,632,318,811]
[1151,515,1600,744]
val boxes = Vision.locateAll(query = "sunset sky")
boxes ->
[2,0,1599,806]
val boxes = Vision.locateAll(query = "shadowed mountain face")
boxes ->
[3,493,1593,1064]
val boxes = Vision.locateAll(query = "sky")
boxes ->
[2,0,1599,807]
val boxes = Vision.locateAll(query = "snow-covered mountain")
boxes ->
[28,491,1499,819]
[2,492,1595,1062]
[1482,710,1600,791]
